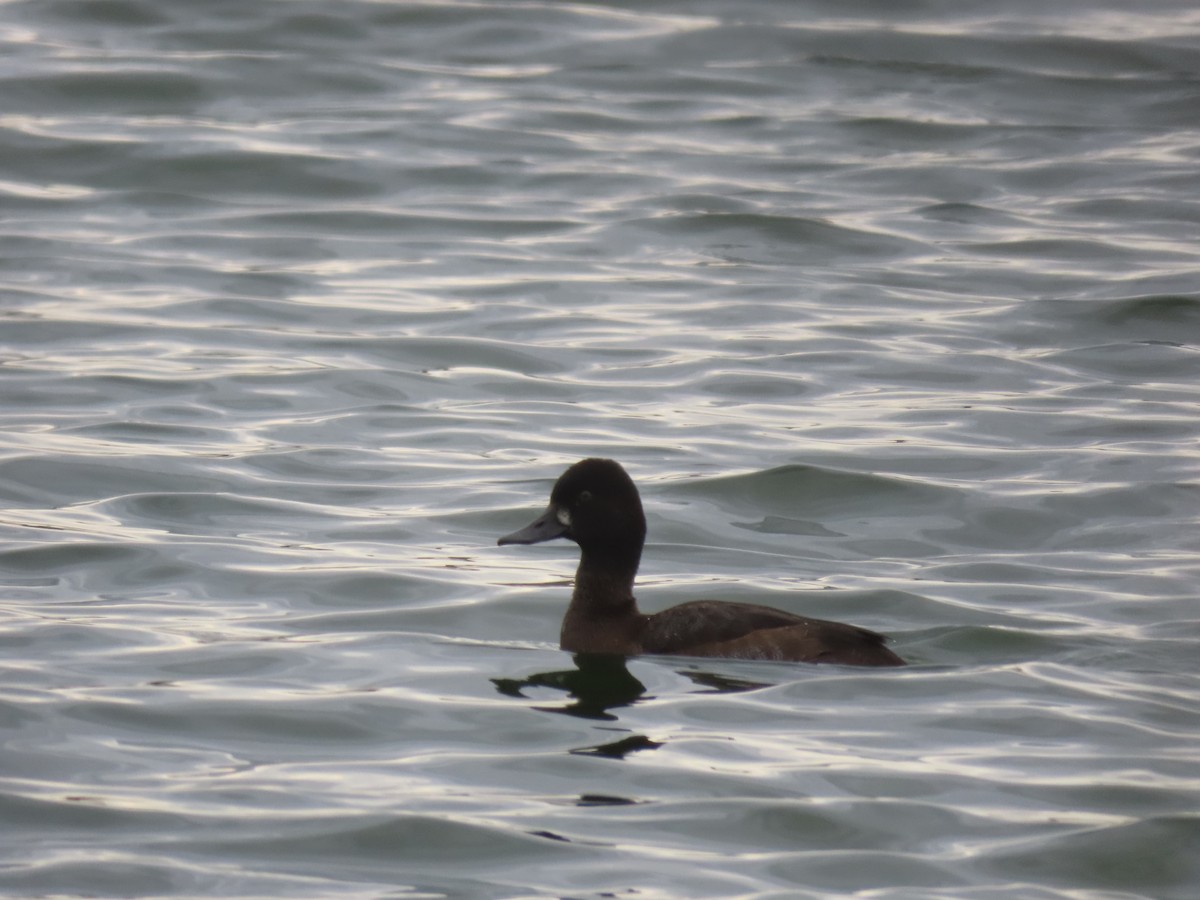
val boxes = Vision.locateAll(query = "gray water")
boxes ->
[2,1,1199,897]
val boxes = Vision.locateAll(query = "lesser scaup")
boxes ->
[498,458,905,666]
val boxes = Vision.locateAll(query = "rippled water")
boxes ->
[3,1,1199,897]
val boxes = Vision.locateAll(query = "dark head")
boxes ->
[498,459,647,566]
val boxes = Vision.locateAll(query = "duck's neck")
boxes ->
[560,546,643,653]
[570,549,640,614]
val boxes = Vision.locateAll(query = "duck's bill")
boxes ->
[498,505,567,545]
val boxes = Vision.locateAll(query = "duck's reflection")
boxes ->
[492,653,647,722]
[569,733,663,759]
[492,653,775,760]
[677,668,772,694]
[492,653,657,759]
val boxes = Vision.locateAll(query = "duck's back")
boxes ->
[640,600,905,666]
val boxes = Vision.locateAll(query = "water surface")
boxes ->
[2,1,1199,897]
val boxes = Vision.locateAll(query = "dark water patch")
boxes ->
[734,515,843,537]
[1015,294,1200,346]
[120,149,381,202]
[966,235,1171,266]
[1041,341,1199,380]
[979,814,1200,899]
[668,464,957,520]
[912,625,1081,667]
[64,421,230,448]
[102,492,329,536]
[0,853,381,900]
[805,27,1200,83]
[266,11,373,45]
[0,789,182,834]
[1040,480,1197,523]
[0,541,146,573]
[767,847,966,893]
[63,694,390,747]
[226,566,477,613]
[301,335,572,378]
[161,296,342,330]
[0,456,229,506]
[693,369,814,400]
[1062,198,1200,228]
[34,0,171,27]
[240,448,402,485]
[0,316,153,349]
[627,212,921,266]
[2,70,214,115]
[1096,293,1200,338]
[836,116,1014,149]
[214,208,580,241]
[0,130,163,193]
[191,812,592,879]
[916,202,1030,226]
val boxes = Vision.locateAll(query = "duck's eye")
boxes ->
[578,490,592,504]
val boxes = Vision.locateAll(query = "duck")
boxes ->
[498,458,905,666]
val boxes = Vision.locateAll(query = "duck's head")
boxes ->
[498,458,646,557]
